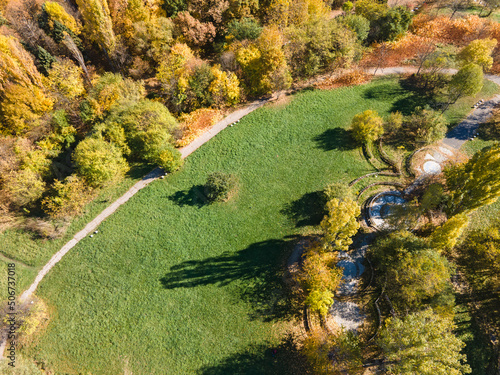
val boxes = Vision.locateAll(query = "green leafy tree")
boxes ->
[350,109,384,144]
[378,309,471,375]
[459,224,500,292]
[73,137,129,187]
[373,6,412,42]
[226,17,263,42]
[445,144,500,214]
[320,197,360,251]
[404,106,447,145]
[342,1,354,12]
[152,144,183,172]
[372,231,452,309]
[285,18,359,78]
[342,14,369,41]
[80,73,145,123]
[430,213,469,253]
[457,38,497,71]
[102,99,178,161]
[448,63,483,104]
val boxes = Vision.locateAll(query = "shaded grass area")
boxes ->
[12,77,499,374]
[454,294,497,375]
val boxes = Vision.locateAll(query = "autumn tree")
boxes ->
[350,109,384,145]
[73,137,129,187]
[302,329,363,375]
[296,243,343,317]
[235,26,291,95]
[378,309,471,375]
[42,175,93,219]
[286,18,360,78]
[80,73,145,123]
[0,83,54,135]
[172,11,216,49]
[75,0,117,57]
[3,168,46,207]
[430,213,469,253]
[320,197,361,252]
[457,38,497,71]
[157,43,196,112]
[445,143,500,214]
[46,59,86,102]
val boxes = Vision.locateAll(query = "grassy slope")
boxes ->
[10,77,499,374]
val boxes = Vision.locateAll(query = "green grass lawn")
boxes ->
[6,76,499,374]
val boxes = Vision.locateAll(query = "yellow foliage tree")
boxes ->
[457,38,497,71]
[0,34,43,91]
[46,59,86,101]
[209,65,240,107]
[0,84,54,135]
[235,26,291,95]
[44,1,81,34]
[446,144,500,214]
[42,175,93,219]
[430,213,469,253]
[350,109,384,145]
[75,0,117,55]
[320,197,361,251]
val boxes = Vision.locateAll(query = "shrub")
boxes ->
[152,144,183,172]
[204,172,237,202]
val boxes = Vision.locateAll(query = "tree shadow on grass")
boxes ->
[280,191,327,227]
[363,78,437,116]
[478,117,500,141]
[313,128,356,151]
[197,335,311,375]
[167,184,209,208]
[454,291,498,375]
[160,237,303,322]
